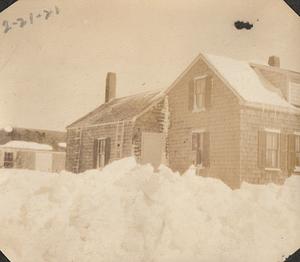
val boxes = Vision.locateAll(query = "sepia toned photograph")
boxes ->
[0,0,299,261]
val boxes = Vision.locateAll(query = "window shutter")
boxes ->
[205,77,212,108]
[203,132,210,167]
[16,152,22,168]
[105,137,111,165]
[280,133,288,170]
[188,80,194,111]
[288,134,296,172]
[192,133,198,151]
[93,139,98,168]
[258,130,266,168]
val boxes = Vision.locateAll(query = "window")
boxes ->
[194,78,206,110]
[96,138,106,168]
[192,132,203,166]
[93,137,111,168]
[191,131,210,167]
[259,130,300,172]
[4,152,14,168]
[266,132,280,168]
[189,76,212,112]
[295,135,300,168]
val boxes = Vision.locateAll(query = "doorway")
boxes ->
[141,132,163,168]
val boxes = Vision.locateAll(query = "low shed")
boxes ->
[66,77,169,173]
[0,127,66,172]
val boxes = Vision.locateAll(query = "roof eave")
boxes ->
[242,101,300,115]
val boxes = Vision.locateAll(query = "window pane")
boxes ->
[195,94,203,108]
[97,139,106,168]
[192,132,203,166]
[266,135,272,149]
[4,162,13,168]
[97,139,104,153]
[266,150,272,167]
[271,151,277,168]
[194,78,206,110]
[266,132,279,168]
[272,134,278,149]
[4,152,13,161]
[196,150,202,165]
[195,79,205,93]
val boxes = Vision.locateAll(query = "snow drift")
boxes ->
[0,158,299,262]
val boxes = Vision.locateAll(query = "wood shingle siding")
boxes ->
[66,53,300,188]
[167,58,241,188]
[240,107,300,185]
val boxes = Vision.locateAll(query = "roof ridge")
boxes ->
[67,89,164,128]
[113,89,163,101]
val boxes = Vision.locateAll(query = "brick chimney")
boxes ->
[268,56,280,67]
[105,72,116,103]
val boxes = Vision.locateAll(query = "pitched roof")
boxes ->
[69,53,300,129]
[68,90,163,128]
[164,53,299,112]
[203,54,296,109]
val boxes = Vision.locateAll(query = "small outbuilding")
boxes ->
[0,127,66,172]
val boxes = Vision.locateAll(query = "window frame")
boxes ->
[3,151,14,168]
[96,137,107,168]
[193,75,208,112]
[265,129,280,170]
[191,129,205,168]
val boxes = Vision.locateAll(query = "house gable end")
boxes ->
[163,53,245,105]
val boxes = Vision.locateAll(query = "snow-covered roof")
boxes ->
[0,141,53,151]
[68,53,299,130]
[0,126,13,133]
[203,54,296,109]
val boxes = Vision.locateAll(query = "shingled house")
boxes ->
[66,53,300,188]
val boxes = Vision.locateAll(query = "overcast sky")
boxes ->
[0,0,299,131]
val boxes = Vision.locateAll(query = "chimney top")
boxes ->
[105,72,116,103]
[268,56,280,67]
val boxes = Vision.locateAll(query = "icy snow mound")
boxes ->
[0,157,299,262]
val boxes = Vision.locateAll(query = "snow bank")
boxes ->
[0,140,53,151]
[0,158,299,262]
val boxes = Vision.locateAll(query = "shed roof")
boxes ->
[68,90,163,128]
[0,141,53,151]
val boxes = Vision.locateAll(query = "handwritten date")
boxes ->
[2,6,60,34]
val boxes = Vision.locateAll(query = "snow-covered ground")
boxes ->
[0,158,299,262]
